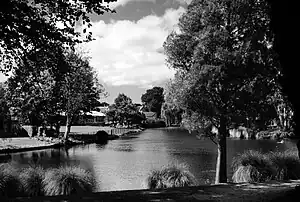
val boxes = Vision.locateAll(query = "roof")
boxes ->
[60,111,106,117]
[86,111,106,117]
[143,112,156,118]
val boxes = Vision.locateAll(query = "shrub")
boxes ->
[43,165,96,196]
[0,163,23,197]
[267,150,300,180]
[232,150,275,183]
[146,163,196,189]
[19,166,46,196]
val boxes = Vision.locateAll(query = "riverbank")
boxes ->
[2,180,300,201]
[0,138,63,154]
[0,127,144,154]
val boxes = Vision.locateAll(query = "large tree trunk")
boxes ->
[31,125,38,137]
[215,118,227,184]
[64,115,72,140]
[55,123,60,137]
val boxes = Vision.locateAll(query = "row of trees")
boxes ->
[1,48,105,139]
[163,0,293,184]
[139,81,293,129]
[0,0,117,139]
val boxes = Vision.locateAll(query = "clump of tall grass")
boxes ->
[19,166,46,196]
[43,165,96,196]
[267,150,300,181]
[0,163,23,197]
[147,163,196,189]
[232,150,275,183]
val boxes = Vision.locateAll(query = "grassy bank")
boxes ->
[0,138,63,154]
[0,164,96,197]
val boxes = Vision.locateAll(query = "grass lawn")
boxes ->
[59,126,113,134]
[0,137,55,150]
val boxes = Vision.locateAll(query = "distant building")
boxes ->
[143,112,157,121]
[139,105,157,120]
[95,106,109,113]
[79,111,106,125]
[60,110,106,125]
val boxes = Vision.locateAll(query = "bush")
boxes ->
[43,165,96,196]
[0,164,23,197]
[267,150,300,180]
[146,163,196,189]
[232,150,275,183]
[19,166,46,196]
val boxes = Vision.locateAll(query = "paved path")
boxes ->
[2,180,300,201]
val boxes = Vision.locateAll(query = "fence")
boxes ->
[68,128,137,136]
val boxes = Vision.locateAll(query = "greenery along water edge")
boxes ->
[1,149,299,197]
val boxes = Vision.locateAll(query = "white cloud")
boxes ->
[105,0,156,9]
[105,0,192,9]
[83,7,186,87]
[0,73,8,82]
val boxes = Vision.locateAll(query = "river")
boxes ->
[0,128,297,191]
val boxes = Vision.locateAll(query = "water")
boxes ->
[0,128,297,191]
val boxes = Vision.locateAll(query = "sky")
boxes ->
[0,0,191,104]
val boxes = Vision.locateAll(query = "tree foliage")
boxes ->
[107,93,145,127]
[164,0,282,183]
[162,82,183,127]
[60,51,105,138]
[5,47,105,139]
[5,46,64,127]
[141,87,164,118]
[0,0,116,73]
[0,83,10,131]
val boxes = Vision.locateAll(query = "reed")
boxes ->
[232,150,275,183]
[147,163,196,189]
[43,165,96,196]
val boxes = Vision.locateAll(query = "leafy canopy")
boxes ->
[108,93,144,126]
[0,0,116,73]
[164,0,281,133]
[141,87,164,117]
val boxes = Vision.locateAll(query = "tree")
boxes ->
[6,48,105,139]
[141,87,164,118]
[0,83,11,133]
[61,51,105,139]
[164,0,281,183]
[0,0,116,73]
[161,102,183,127]
[99,102,110,107]
[5,46,64,136]
[162,81,184,127]
[107,94,144,127]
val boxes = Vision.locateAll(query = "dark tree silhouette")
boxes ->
[267,1,300,157]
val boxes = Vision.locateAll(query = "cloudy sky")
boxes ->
[0,0,191,104]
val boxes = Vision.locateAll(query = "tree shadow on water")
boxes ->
[95,141,108,150]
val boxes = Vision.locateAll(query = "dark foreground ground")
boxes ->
[1,180,299,202]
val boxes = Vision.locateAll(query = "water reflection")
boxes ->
[0,128,297,192]
[0,154,12,162]
[95,143,107,150]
